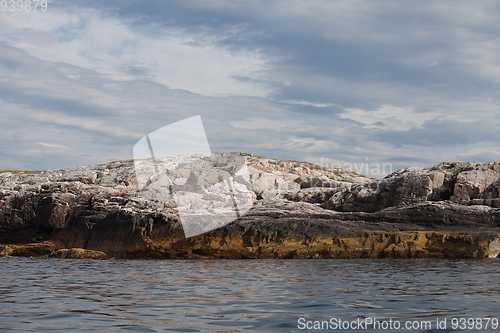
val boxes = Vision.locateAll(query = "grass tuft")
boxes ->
[0,170,43,175]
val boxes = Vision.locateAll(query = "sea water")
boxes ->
[1,257,499,332]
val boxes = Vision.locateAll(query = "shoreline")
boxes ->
[2,230,499,259]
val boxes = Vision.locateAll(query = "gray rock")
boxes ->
[451,169,500,203]
[1,155,500,254]
[294,176,337,189]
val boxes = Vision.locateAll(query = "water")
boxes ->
[1,258,500,332]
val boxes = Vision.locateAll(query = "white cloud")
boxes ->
[0,8,270,97]
[339,105,437,131]
[229,117,294,130]
[228,116,319,131]
[1,0,500,173]
[282,136,339,152]
[280,100,336,107]
[35,142,71,151]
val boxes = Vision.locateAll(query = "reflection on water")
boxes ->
[1,258,499,332]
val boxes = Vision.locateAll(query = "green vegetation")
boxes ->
[1,152,371,179]
[231,152,254,157]
[233,152,371,178]
[31,236,43,243]
[0,170,42,175]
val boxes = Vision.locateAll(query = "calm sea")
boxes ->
[1,257,499,332]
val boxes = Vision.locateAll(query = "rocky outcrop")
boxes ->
[0,241,63,257]
[50,248,109,259]
[285,161,500,212]
[0,241,108,259]
[1,154,500,259]
[141,231,494,259]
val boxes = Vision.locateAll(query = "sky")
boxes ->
[1,0,499,177]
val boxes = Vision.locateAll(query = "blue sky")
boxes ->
[1,0,499,176]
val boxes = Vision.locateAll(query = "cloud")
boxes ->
[339,105,437,131]
[35,142,71,151]
[0,6,270,97]
[228,117,318,130]
[280,100,336,108]
[0,0,499,176]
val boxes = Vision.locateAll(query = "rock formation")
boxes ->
[1,153,500,259]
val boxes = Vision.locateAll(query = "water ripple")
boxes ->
[1,258,500,332]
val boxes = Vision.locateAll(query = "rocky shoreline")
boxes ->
[1,153,500,259]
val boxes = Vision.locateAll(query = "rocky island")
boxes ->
[1,153,500,259]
